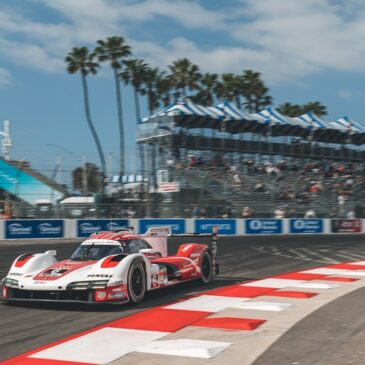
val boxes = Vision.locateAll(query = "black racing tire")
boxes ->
[200,250,213,284]
[127,259,146,304]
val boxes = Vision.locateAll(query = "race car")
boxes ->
[1,227,218,304]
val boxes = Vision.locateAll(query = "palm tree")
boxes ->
[194,73,218,106]
[277,102,303,117]
[65,47,106,175]
[302,101,327,117]
[95,36,132,176]
[120,58,148,124]
[218,73,242,107]
[141,67,161,115]
[168,58,201,98]
[241,70,273,112]
[156,72,173,107]
[120,59,149,182]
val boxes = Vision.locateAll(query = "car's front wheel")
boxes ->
[127,260,146,304]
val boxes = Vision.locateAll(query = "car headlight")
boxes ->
[2,277,19,288]
[67,280,109,290]
[90,280,109,289]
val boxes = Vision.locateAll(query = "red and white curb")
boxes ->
[3,260,365,365]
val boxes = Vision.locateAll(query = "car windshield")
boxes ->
[70,244,123,261]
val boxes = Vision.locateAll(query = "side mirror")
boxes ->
[45,250,57,256]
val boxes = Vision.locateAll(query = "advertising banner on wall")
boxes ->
[290,219,324,234]
[245,219,282,234]
[195,219,236,235]
[331,219,362,233]
[77,220,129,237]
[5,220,64,239]
[139,219,185,234]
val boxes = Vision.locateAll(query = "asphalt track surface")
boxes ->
[1,234,365,364]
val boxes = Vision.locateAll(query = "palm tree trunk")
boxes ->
[114,68,125,176]
[134,87,141,123]
[81,73,106,176]
[134,86,145,181]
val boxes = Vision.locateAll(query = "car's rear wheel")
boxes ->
[127,260,146,304]
[200,250,213,284]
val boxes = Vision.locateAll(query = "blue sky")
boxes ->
[0,0,364,181]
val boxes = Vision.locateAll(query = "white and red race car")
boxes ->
[2,227,218,304]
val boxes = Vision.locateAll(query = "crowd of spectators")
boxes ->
[167,152,365,218]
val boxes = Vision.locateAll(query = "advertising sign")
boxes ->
[245,219,282,234]
[139,219,185,234]
[290,219,323,234]
[195,219,236,235]
[5,220,64,239]
[157,182,180,193]
[331,219,362,233]
[77,219,129,237]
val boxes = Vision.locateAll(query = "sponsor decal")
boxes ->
[331,219,362,233]
[77,220,129,237]
[195,219,236,235]
[290,219,323,234]
[38,223,62,234]
[5,220,64,239]
[87,274,113,278]
[139,219,185,234]
[245,219,282,234]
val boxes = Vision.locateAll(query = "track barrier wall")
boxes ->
[0,218,364,239]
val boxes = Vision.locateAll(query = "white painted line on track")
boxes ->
[301,268,365,276]
[230,301,292,312]
[137,339,232,359]
[164,295,248,312]
[29,327,169,365]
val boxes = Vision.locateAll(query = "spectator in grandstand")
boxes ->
[287,208,298,218]
[304,208,316,218]
[241,206,254,218]
[274,206,286,218]
[254,181,267,193]
[222,205,233,218]
[337,194,346,216]
[232,172,241,187]
[199,207,207,218]
[329,207,338,218]
[346,209,355,219]
[126,206,136,218]
[191,205,200,218]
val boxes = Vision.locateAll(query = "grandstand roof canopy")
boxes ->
[141,99,365,145]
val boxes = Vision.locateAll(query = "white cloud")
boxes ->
[1,0,365,85]
[339,90,352,99]
[0,68,11,86]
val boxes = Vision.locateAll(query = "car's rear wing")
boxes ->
[169,227,219,274]
[142,226,219,273]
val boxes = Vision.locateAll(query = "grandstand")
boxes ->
[137,99,365,218]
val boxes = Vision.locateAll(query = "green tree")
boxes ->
[95,36,132,176]
[120,59,149,181]
[277,102,303,117]
[241,70,273,112]
[302,101,327,117]
[120,58,148,124]
[217,73,243,107]
[156,72,173,107]
[72,163,106,194]
[141,67,161,115]
[168,58,201,98]
[193,73,218,106]
[65,47,106,175]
